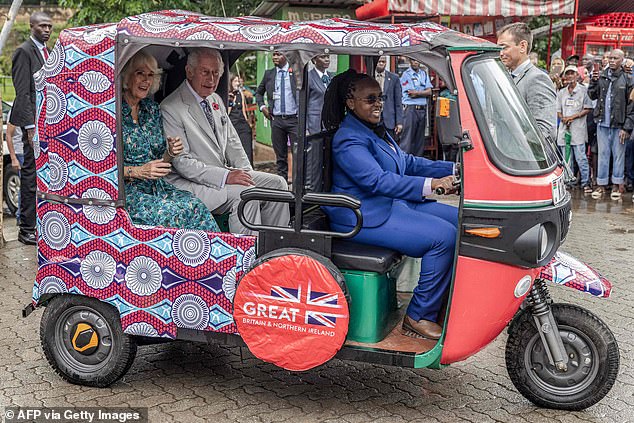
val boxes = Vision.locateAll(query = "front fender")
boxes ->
[538,251,612,298]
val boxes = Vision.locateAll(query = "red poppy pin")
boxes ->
[212,102,220,110]
[288,68,293,74]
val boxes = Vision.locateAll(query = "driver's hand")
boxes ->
[431,175,457,195]
[226,169,255,186]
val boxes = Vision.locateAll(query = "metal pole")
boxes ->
[547,17,553,68]
[0,0,24,56]
[571,0,580,55]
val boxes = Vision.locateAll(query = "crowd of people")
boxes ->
[500,23,634,200]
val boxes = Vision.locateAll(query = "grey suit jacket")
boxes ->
[513,60,557,141]
[307,68,332,135]
[161,81,252,192]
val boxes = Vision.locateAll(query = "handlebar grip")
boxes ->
[435,187,446,195]
[302,192,361,209]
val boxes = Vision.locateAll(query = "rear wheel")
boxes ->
[40,295,137,387]
[506,303,619,410]
[2,161,19,215]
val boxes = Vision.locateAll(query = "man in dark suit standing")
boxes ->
[10,12,52,245]
[306,54,332,136]
[375,56,403,140]
[256,51,298,182]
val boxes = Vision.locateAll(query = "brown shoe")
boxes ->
[402,315,442,340]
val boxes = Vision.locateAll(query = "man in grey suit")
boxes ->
[497,23,556,142]
[306,54,332,136]
[374,56,403,140]
[161,48,289,235]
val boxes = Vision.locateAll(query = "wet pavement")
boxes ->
[0,190,633,422]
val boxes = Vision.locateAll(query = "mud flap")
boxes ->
[539,251,612,298]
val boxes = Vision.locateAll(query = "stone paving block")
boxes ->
[1,199,633,421]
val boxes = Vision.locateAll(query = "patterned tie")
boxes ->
[279,70,286,115]
[200,100,216,133]
[42,47,48,60]
[321,73,331,86]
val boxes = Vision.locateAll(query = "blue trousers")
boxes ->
[596,125,625,186]
[559,145,590,187]
[625,136,634,184]
[332,200,458,322]
[399,106,427,157]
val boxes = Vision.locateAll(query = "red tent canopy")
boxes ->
[357,0,575,19]
[356,0,634,20]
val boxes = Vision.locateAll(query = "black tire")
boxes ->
[506,303,619,410]
[40,295,137,387]
[2,160,19,215]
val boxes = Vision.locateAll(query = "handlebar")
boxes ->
[434,180,461,196]
[237,188,363,238]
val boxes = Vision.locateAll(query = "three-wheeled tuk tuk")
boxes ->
[24,11,618,411]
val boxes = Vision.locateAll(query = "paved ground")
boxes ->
[1,190,633,423]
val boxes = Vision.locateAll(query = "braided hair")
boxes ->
[321,69,374,131]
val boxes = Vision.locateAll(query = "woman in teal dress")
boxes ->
[121,49,219,232]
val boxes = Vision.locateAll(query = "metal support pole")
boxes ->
[571,0,580,55]
[547,17,553,68]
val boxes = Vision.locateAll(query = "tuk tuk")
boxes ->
[23,10,619,411]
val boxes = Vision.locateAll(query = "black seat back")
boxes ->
[303,129,336,194]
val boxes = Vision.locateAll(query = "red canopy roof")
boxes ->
[357,0,575,19]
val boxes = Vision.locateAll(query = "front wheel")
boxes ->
[40,295,137,387]
[506,303,619,410]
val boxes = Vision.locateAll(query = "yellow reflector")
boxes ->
[437,97,451,118]
[465,227,501,238]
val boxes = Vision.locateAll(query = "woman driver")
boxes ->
[322,70,458,340]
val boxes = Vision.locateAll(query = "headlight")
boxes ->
[538,225,549,261]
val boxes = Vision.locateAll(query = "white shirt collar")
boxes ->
[30,36,45,50]
[276,63,290,73]
[186,80,208,104]
[314,68,325,78]
[512,58,531,76]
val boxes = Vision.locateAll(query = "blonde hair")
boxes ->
[121,49,162,95]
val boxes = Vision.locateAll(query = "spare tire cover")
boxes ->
[234,253,349,371]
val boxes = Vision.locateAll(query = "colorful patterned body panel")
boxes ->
[539,251,612,298]
[115,10,488,48]
[33,21,256,339]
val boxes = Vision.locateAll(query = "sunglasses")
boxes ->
[356,94,387,105]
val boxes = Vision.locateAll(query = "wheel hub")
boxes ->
[526,325,599,396]
[57,307,113,369]
[70,322,100,355]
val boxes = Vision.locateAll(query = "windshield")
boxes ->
[463,56,557,174]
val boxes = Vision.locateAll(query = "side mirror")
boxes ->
[436,96,461,146]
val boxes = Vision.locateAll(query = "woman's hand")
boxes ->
[431,175,458,195]
[167,136,183,157]
[133,159,171,180]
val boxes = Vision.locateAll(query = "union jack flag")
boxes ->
[252,283,347,328]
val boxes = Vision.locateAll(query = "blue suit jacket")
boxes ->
[381,70,403,131]
[325,113,454,228]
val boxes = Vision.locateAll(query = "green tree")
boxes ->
[59,0,262,26]
[528,16,563,69]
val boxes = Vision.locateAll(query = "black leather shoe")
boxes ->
[402,315,442,340]
[18,231,36,245]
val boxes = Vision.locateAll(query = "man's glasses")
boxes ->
[356,94,387,105]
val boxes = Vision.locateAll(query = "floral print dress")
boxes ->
[123,98,220,232]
